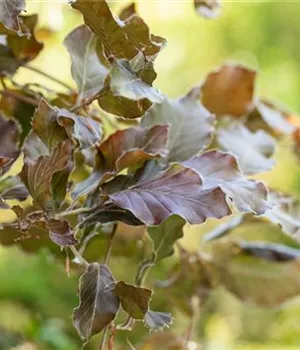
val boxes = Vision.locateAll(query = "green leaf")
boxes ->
[0,0,25,32]
[64,24,109,102]
[194,0,221,19]
[217,122,276,175]
[201,64,256,117]
[73,263,119,341]
[148,215,186,263]
[110,164,231,225]
[114,281,152,319]
[142,91,214,162]
[182,150,269,214]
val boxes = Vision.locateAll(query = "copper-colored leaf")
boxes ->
[0,0,25,32]
[217,122,276,175]
[201,64,256,117]
[110,164,231,225]
[73,263,119,341]
[183,150,269,214]
[194,0,221,19]
[114,281,152,319]
[142,92,214,162]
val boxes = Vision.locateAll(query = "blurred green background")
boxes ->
[2,1,300,349]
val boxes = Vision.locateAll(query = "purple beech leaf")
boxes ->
[110,164,231,225]
[56,109,102,150]
[212,240,300,306]
[0,45,21,76]
[0,176,28,201]
[194,0,221,19]
[46,219,78,247]
[0,157,13,175]
[201,64,256,117]
[0,196,9,209]
[217,122,276,175]
[73,263,119,341]
[0,0,26,32]
[20,140,73,211]
[114,281,152,319]
[72,125,168,200]
[144,310,173,330]
[98,57,163,119]
[0,115,20,171]
[182,150,269,215]
[142,92,214,162]
[148,215,186,263]
[81,204,143,228]
[119,3,136,20]
[64,24,109,102]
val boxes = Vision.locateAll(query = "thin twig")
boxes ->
[0,89,40,107]
[103,223,118,265]
[69,246,89,268]
[24,65,74,92]
[116,316,135,331]
[99,327,108,350]
[70,91,101,113]
[56,207,92,219]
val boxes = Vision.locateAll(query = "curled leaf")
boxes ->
[0,0,26,32]
[0,176,28,201]
[73,263,119,341]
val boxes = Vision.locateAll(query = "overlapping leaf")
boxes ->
[72,125,168,200]
[46,219,78,247]
[183,150,269,214]
[0,0,25,32]
[148,215,186,263]
[217,122,276,175]
[98,57,163,118]
[110,164,231,225]
[194,0,221,19]
[73,263,119,341]
[64,24,109,102]
[201,64,256,117]
[114,281,152,319]
[142,92,214,162]
[144,310,173,330]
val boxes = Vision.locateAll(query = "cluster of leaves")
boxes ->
[1,0,300,349]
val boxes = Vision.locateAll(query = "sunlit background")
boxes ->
[2,1,300,349]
